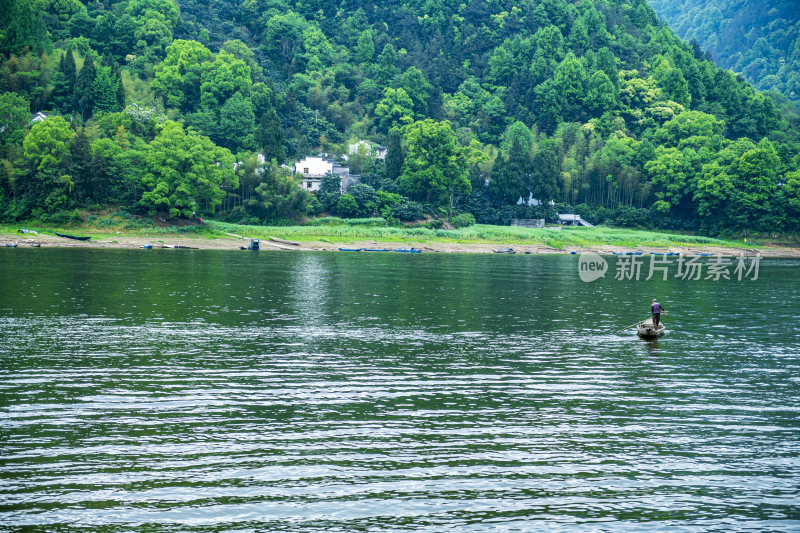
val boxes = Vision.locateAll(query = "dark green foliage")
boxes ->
[385,130,404,182]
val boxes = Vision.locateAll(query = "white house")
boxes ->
[348,140,387,160]
[294,154,359,193]
[30,112,48,124]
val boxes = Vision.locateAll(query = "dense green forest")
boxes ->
[1,0,799,234]
[647,0,800,104]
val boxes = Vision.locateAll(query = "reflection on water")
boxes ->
[1,249,799,531]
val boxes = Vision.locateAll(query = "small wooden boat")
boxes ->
[363,248,392,252]
[637,318,665,339]
[494,247,516,254]
[394,248,422,253]
[269,236,300,246]
[54,232,90,241]
[338,248,363,252]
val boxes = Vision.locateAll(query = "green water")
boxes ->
[1,249,799,531]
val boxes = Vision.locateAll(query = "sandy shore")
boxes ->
[2,231,798,257]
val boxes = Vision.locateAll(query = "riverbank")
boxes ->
[2,223,798,256]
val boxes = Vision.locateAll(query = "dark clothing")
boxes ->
[651,302,665,328]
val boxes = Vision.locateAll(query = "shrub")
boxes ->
[391,200,424,221]
[336,194,359,218]
[450,213,476,228]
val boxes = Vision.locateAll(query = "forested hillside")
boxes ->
[1,0,799,234]
[647,0,800,103]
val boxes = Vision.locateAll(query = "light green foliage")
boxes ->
[654,110,725,146]
[152,40,213,109]
[200,50,252,109]
[23,116,73,172]
[140,121,236,217]
[354,29,375,64]
[502,121,534,153]
[92,66,120,113]
[126,0,180,53]
[645,146,687,214]
[651,58,691,108]
[374,87,414,134]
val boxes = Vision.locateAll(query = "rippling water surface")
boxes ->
[1,249,799,531]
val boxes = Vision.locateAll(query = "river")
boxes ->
[1,249,799,531]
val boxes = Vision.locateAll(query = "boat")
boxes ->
[394,248,422,253]
[695,252,713,256]
[338,248,363,252]
[269,236,300,246]
[363,248,392,252]
[142,244,153,249]
[494,247,516,254]
[637,318,665,339]
[54,232,90,241]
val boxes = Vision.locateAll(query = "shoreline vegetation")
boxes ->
[2,221,798,257]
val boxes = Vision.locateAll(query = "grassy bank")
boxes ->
[1,215,764,252]
[207,220,754,250]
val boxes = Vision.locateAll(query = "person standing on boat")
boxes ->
[651,299,665,328]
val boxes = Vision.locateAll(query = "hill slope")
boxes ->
[647,0,800,102]
[1,0,799,234]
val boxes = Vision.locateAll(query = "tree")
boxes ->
[0,92,31,151]
[654,110,725,147]
[256,110,286,163]
[73,58,97,120]
[490,137,530,205]
[585,71,617,117]
[727,139,780,230]
[397,67,432,118]
[645,146,688,215]
[336,193,358,217]
[385,129,404,182]
[397,119,472,211]
[374,88,414,134]
[316,173,341,213]
[64,128,93,203]
[21,116,74,210]
[354,29,374,64]
[218,92,257,153]
[139,121,236,217]
[252,163,310,223]
[554,53,587,120]
[92,66,120,113]
[50,49,76,113]
[200,50,252,109]
[346,183,377,217]
[151,40,213,111]
[530,140,560,203]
